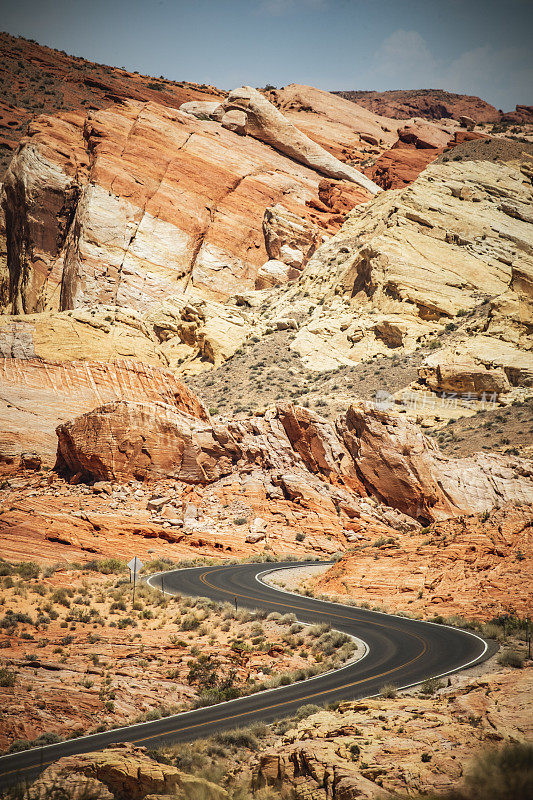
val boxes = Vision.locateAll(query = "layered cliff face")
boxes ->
[0,31,224,177]
[0,357,208,463]
[0,92,381,374]
[1,99,363,314]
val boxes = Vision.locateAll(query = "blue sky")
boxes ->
[2,0,532,109]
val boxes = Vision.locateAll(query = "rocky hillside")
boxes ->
[1,78,532,491]
[0,31,224,177]
[334,88,502,122]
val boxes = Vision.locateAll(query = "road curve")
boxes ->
[0,561,491,789]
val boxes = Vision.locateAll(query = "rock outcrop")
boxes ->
[334,88,501,123]
[264,158,533,377]
[253,666,532,800]
[262,203,320,271]
[314,503,533,619]
[0,31,226,176]
[55,400,237,483]
[223,86,383,194]
[266,83,400,160]
[1,98,369,319]
[418,350,511,397]
[397,119,453,149]
[179,100,224,121]
[30,745,228,800]
[55,398,533,522]
[0,357,207,464]
[339,402,533,522]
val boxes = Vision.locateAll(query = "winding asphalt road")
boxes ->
[0,561,492,790]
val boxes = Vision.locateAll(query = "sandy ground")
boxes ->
[262,563,330,591]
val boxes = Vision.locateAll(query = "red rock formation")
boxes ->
[501,105,533,124]
[367,128,488,189]
[366,143,443,189]
[0,358,208,464]
[313,503,533,620]
[0,31,224,176]
[55,400,236,483]
[54,399,533,523]
[2,99,370,314]
[334,89,501,123]
[338,402,533,522]
[276,403,363,490]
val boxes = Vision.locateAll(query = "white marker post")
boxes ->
[128,556,144,608]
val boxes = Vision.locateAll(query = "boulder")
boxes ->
[223,86,382,194]
[419,352,511,397]
[29,745,228,800]
[221,109,247,134]
[20,451,42,470]
[338,401,533,522]
[398,120,452,149]
[459,115,476,127]
[277,403,362,489]
[263,204,320,269]
[255,259,293,290]
[275,318,298,331]
[55,400,241,483]
[245,531,266,544]
[179,100,224,121]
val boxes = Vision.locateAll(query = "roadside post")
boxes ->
[128,556,144,608]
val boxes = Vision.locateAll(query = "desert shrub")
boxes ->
[308,622,330,638]
[142,557,178,574]
[349,743,361,759]
[295,531,306,542]
[420,677,445,694]
[462,741,533,800]
[295,703,321,720]
[0,667,16,687]
[181,613,201,631]
[1,610,34,627]
[372,536,397,547]
[498,649,525,668]
[479,622,502,640]
[14,562,40,580]
[315,629,350,657]
[214,727,259,750]
[50,588,72,607]
[279,613,297,625]
[85,558,125,574]
[8,731,62,753]
[380,683,397,698]
[117,617,135,629]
